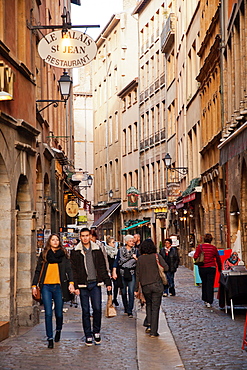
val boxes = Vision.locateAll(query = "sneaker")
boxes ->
[145,327,151,333]
[163,293,168,297]
[85,337,93,346]
[128,313,133,318]
[94,333,101,345]
[206,303,211,308]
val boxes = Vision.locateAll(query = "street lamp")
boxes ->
[36,71,73,113]
[109,189,113,199]
[79,174,93,190]
[164,153,188,175]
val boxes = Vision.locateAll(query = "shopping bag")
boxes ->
[105,291,117,318]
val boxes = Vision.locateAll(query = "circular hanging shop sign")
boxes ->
[38,30,97,69]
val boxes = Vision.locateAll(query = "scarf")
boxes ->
[105,244,117,259]
[119,246,137,270]
[47,248,65,264]
[228,254,239,265]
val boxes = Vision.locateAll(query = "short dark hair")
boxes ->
[140,238,157,255]
[165,238,172,245]
[80,227,90,235]
[204,233,213,243]
[90,229,97,238]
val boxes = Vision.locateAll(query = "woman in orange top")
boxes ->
[32,234,74,348]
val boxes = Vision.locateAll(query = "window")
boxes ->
[115,111,119,142]
[128,93,131,108]
[109,116,112,145]
[128,125,132,153]
[123,129,127,155]
[133,122,138,150]
[115,159,119,190]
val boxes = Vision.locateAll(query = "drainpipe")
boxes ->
[219,1,228,248]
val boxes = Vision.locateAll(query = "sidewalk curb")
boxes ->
[136,303,185,370]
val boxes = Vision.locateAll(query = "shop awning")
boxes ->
[92,202,121,228]
[121,220,150,231]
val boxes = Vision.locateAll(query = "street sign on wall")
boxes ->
[38,30,97,68]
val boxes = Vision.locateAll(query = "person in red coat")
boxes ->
[194,233,222,308]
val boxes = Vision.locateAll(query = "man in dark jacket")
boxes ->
[160,238,180,296]
[70,228,111,346]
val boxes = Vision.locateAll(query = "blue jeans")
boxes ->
[164,271,175,294]
[121,274,136,314]
[42,284,63,340]
[79,282,102,338]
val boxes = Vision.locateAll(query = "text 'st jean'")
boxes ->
[79,282,102,338]
[42,284,63,340]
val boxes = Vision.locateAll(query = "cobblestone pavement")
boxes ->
[0,294,137,370]
[161,266,247,370]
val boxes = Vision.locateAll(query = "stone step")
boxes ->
[0,321,9,342]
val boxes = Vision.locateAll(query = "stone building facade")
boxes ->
[0,0,75,335]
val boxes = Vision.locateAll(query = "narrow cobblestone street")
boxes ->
[0,267,246,370]
[161,266,247,370]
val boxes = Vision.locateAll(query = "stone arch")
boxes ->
[241,158,247,265]
[229,195,241,257]
[16,174,33,326]
[0,153,11,324]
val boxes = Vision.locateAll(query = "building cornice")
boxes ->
[96,15,121,47]
[132,0,151,15]
[117,78,138,98]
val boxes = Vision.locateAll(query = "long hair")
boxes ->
[42,233,67,261]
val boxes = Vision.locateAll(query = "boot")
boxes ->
[54,331,61,342]
[48,339,54,348]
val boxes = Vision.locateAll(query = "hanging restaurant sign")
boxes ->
[38,30,97,68]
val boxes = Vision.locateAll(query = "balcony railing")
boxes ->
[161,13,176,54]
[140,188,167,205]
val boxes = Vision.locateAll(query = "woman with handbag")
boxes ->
[112,234,139,318]
[194,233,222,308]
[135,239,168,337]
[32,234,74,348]
[105,235,120,306]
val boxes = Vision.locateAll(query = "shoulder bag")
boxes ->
[155,254,168,286]
[194,244,204,266]
[32,261,45,302]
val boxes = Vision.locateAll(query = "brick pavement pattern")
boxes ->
[0,294,137,370]
[161,266,247,370]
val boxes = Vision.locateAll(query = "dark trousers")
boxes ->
[79,282,102,338]
[199,267,216,304]
[142,281,163,336]
[42,284,63,340]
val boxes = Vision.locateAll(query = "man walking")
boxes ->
[70,228,112,346]
[133,233,141,249]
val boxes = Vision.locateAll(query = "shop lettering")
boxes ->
[38,30,97,68]
[51,45,86,54]
[45,54,90,67]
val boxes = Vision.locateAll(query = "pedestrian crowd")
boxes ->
[32,230,239,349]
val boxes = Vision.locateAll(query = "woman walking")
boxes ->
[194,233,222,308]
[112,234,139,318]
[105,235,120,306]
[135,239,168,337]
[32,234,74,348]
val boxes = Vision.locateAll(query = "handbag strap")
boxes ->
[155,253,161,267]
[37,261,45,286]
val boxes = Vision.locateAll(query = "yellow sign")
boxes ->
[66,201,79,217]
